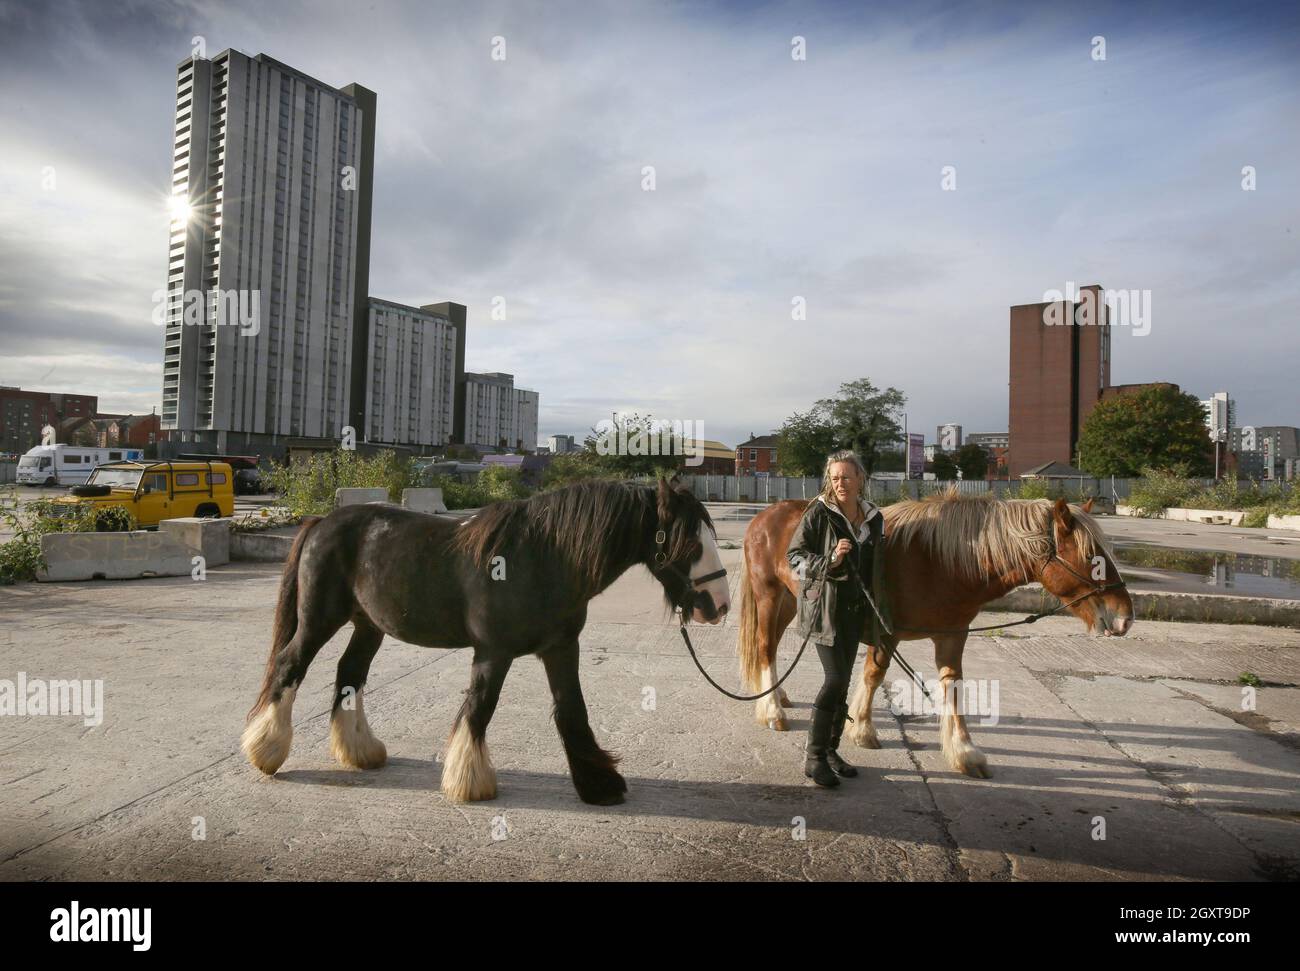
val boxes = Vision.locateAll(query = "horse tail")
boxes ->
[736,547,763,691]
[248,515,322,720]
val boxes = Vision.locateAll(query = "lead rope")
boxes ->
[674,542,835,703]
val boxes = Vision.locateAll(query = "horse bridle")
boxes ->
[1042,527,1126,603]
[651,525,727,620]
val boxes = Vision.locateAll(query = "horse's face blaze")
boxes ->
[653,480,730,626]
[1041,503,1134,637]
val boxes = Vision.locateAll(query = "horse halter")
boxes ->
[1042,526,1125,603]
[652,525,727,621]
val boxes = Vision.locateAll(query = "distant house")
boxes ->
[735,434,779,475]
[1020,460,1088,479]
[679,439,734,475]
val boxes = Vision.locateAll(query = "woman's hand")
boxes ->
[829,538,853,567]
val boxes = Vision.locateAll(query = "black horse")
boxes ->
[241,476,730,805]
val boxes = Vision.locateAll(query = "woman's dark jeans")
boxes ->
[814,589,866,711]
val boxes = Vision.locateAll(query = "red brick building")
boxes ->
[0,387,98,455]
[1008,285,1110,477]
[736,434,779,474]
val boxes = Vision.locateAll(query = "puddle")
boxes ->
[1113,543,1300,599]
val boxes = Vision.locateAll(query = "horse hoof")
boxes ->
[576,771,627,805]
[947,744,990,778]
[330,709,388,770]
[581,790,627,806]
[777,689,792,706]
[767,717,787,732]
[850,724,881,749]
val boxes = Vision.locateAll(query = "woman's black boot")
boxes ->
[826,703,858,778]
[804,705,840,788]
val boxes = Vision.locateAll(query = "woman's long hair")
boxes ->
[819,449,868,505]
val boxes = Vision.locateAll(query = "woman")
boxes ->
[785,449,884,788]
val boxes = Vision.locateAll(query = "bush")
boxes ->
[1127,467,1200,516]
[1240,508,1270,528]
[0,535,43,585]
[541,451,620,489]
[1017,478,1093,503]
[0,489,137,583]
[1127,468,1296,520]
[420,465,530,509]
[267,449,417,517]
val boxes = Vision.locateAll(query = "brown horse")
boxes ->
[737,491,1133,777]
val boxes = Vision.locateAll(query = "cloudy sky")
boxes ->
[1,0,1297,448]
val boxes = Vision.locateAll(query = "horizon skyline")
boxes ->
[2,0,1298,451]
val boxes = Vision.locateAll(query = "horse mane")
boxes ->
[449,478,713,598]
[882,488,1111,582]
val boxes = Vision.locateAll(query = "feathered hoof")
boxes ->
[441,720,497,802]
[241,687,296,775]
[850,720,881,749]
[946,740,990,778]
[330,700,388,770]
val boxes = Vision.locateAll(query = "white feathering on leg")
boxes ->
[330,688,388,769]
[440,718,497,802]
[242,685,297,775]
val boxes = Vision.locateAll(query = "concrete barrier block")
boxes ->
[1267,514,1300,531]
[38,530,196,582]
[230,531,296,562]
[160,517,230,566]
[402,487,448,514]
[1115,504,1246,525]
[985,583,1300,628]
[335,487,390,507]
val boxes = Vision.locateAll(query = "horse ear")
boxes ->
[1081,497,1095,514]
[656,476,674,520]
[1052,496,1074,530]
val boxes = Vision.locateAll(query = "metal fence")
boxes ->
[676,474,1289,503]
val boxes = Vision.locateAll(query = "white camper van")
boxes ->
[16,444,145,487]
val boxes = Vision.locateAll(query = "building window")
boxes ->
[749,449,756,461]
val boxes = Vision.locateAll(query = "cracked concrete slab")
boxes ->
[1,559,1297,881]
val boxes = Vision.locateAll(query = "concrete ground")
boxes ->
[1,544,1297,881]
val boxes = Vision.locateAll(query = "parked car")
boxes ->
[176,452,264,494]
[52,460,234,527]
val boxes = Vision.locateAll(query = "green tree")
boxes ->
[1077,386,1214,476]
[776,411,839,476]
[955,443,989,480]
[931,452,958,480]
[815,379,907,477]
[580,412,682,478]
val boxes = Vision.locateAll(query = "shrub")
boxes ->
[417,464,531,510]
[1126,469,1295,519]
[268,449,417,517]
[1128,467,1200,516]
[1017,478,1093,503]
[1240,508,1269,528]
[0,488,137,583]
[0,535,43,585]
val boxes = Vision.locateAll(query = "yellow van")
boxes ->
[56,460,235,527]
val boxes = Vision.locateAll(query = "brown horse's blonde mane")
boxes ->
[882,488,1111,582]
